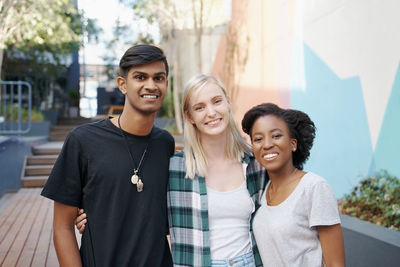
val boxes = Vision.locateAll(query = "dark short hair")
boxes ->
[119,44,169,77]
[241,103,316,170]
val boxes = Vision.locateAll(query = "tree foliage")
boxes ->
[0,0,80,50]
[0,0,100,110]
[0,0,99,79]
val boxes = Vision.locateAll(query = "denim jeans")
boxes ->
[211,251,256,267]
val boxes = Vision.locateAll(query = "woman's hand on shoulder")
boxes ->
[75,209,87,234]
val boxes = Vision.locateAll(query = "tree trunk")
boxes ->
[0,48,4,81]
[192,0,203,73]
[173,41,183,134]
[198,0,203,72]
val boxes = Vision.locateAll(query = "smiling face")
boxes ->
[251,115,297,174]
[117,60,168,115]
[187,82,231,139]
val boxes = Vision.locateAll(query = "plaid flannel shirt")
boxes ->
[167,150,268,267]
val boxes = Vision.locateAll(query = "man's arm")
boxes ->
[53,201,82,267]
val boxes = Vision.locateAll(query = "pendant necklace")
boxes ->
[117,115,150,192]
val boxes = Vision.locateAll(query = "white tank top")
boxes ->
[207,181,254,260]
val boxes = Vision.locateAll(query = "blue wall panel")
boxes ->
[291,43,373,197]
[374,64,400,178]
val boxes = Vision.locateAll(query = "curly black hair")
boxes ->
[119,44,169,77]
[241,103,316,170]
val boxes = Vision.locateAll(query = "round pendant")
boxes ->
[131,174,139,184]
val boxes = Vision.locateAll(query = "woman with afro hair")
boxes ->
[242,103,345,267]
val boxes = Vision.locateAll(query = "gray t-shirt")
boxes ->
[253,172,340,267]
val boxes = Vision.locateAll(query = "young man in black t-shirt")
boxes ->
[41,44,175,266]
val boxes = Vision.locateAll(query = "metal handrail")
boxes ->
[0,81,32,134]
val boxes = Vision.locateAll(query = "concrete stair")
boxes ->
[26,155,58,165]
[21,156,58,187]
[25,165,54,176]
[21,142,63,187]
[21,118,92,188]
[48,125,76,141]
[21,176,48,187]
[31,142,63,155]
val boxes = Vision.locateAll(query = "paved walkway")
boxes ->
[0,188,80,266]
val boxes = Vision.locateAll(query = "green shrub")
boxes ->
[1,105,44,122]
[339,170,400,231]
[68,90,80,107]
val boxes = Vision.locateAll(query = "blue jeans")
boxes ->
[211,251,256,267]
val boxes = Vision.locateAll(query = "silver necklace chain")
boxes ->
[117,115,149,191]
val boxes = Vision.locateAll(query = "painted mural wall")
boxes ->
[212,0,400,197]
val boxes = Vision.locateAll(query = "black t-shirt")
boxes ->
[41,118,175,267]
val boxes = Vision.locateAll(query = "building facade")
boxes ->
[211,0,400,197]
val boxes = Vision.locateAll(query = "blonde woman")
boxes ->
[167,74,267,267]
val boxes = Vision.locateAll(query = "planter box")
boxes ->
[341,213,400,266]
[43,109,59,125]
[0,121,50,136]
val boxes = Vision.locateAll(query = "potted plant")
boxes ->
[68,90,80,117]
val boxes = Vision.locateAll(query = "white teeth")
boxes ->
[207,119,219,125]
[142,95,157,99]
[263,153,278,159]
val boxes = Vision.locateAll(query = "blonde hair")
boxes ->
[182,74,252,179]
